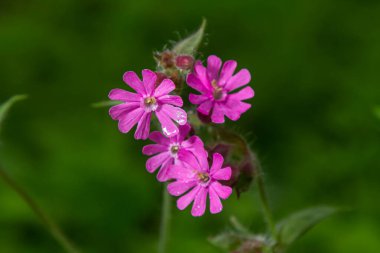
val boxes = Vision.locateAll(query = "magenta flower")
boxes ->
[187,55,254,123]
[167,152,232,216]
[142,124,204,182]
[109,69,187,140]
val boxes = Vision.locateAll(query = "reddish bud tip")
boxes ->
[175,55,194,70]
[156,50,175,68]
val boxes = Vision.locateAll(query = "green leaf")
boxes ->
[276,206,337,248]
[0,95,28,135]
[172,19,207,55]
[91,100,121,108]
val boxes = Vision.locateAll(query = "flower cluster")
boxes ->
[108,55,254,216]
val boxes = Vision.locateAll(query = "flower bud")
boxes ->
[175,55,194,70]
[154,50,175,68]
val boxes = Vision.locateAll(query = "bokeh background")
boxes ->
[1,0,379,252]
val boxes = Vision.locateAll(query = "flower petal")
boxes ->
[167,164,196,181]
[189,93,208,105]
[224,69,251,91]
[109,103,140,120]
[197,100,213,115]
[160,104,187,126]
[177,123,192,142]
[194,62,211,90]
[186,73,209,93]
[191,187,207,217]
[181,135,202,149]
[211,103,225,124]
[228,86,254,101]
[218,60,237,86]
[142,69,157,96]
[154,79,175,97]
[224,100,251,121]
[182,136,208,160]
[155,108,179,137]
[108,89,141,102]
[158,95,183,107]
[117,108,145,133]
[210,153,224,174]
[146,152,171,173]
[149,131,170,145]
[197,149,209,173]
[142,144,168,156]
[134,112,151,140]
[123,71,146,95]
[167,180,197,196]
[212,167,231,181]
[177,185,201,210]
[207,55,222,81]
[211,181,232,199]
[209,185,223,214]
[157,157,174,182]
[178,150,201,172]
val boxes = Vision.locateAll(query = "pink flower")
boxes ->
[187,55,254,123]
[167,152,232,216]
[142,124,204,182]
[109,69,187,139]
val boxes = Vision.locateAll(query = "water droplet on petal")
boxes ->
[162,126,178,137]
[175,111,187,125]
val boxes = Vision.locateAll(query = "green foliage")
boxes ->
[0,0,379,252]
[172,19,207,55]
[0,95,27,136]
[374,106,380,120]
[276,206,338,250]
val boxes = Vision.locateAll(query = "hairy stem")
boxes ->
[158,183,171,253]
[0,165,81,253]
[255,163,277,240]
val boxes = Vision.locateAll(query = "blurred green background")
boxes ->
[1,0,379,252]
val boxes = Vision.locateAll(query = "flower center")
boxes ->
[170,145,179,154]
[144,97,156,106]
[197,172,210,183]
[211,80,224,100]
[143,96,158,111]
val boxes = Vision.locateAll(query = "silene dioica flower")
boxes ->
[109,69,187,140]
[168,152,232,216]
[188,55,254,123]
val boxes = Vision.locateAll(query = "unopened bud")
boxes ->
[175,55,194,70]
[155,50,175,68]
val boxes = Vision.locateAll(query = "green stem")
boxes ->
[0,165,81,253]
[255,164,277,240]
[158,183,171,253]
